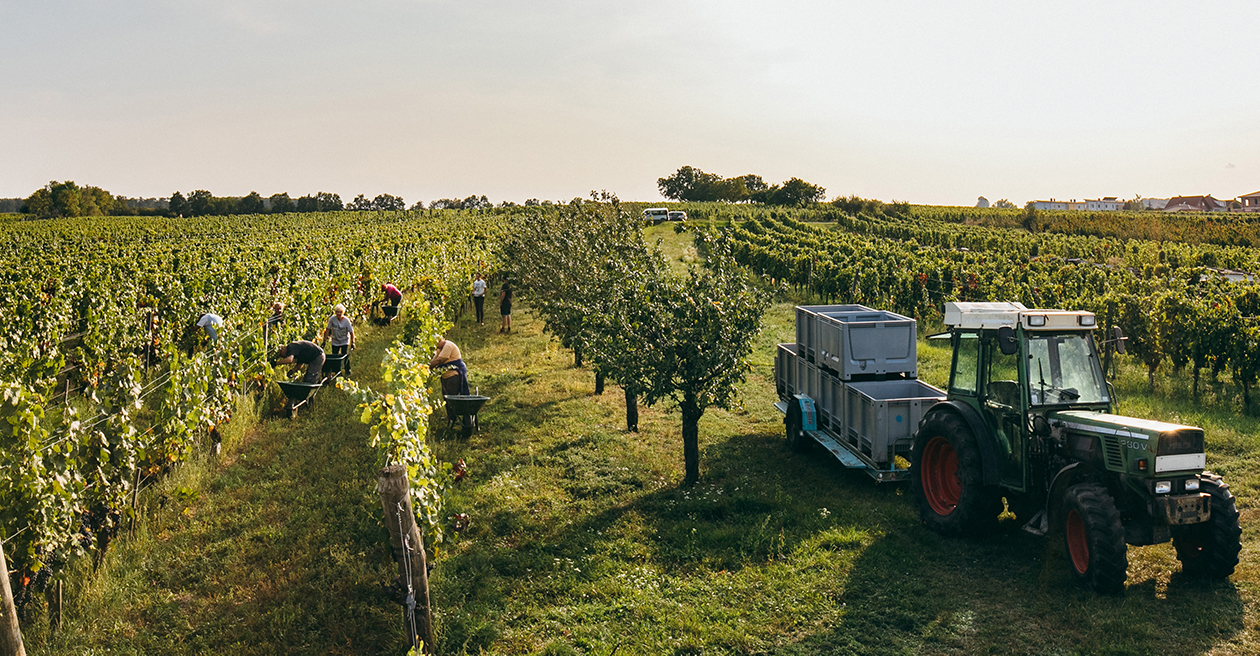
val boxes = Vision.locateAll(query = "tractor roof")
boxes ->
[944,301,1096,331]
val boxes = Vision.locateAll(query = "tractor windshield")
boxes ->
[1026,332,1109,406]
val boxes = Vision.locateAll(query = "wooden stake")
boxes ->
[377,465,434,654]
[0,539,27,656]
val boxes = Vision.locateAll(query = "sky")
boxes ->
[3,0,1258,206]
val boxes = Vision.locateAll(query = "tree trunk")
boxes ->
[574,345,582,368]
[681,395,703,486]
[377,465,435,654]
[1193,366,1200,399]
[1244,380,1251,414]
[624,387,638,433]
[0,539,26,656]
[1148,365,1156,392]
[594,368,604,395]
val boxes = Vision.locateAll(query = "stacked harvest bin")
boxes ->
[775,305,945,480]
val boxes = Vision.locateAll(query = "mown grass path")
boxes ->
[32,322,411,655]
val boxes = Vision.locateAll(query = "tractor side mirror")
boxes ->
[1113,326,1126,354]
[997,326,1018,356]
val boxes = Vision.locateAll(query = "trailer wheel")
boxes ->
[784,400,810,453]
[1060,482,1127,594]
[1173,474,1241,579]
[911,413,1001,536]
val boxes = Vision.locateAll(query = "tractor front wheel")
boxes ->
[1060,482,1127,594]
[911,412,1001,536]
[1173,473,1242,579]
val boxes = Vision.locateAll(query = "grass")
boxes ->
[22,223,1260,654]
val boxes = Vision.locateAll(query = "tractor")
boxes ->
[912,302,1242,592]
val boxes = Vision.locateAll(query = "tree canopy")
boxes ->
[658,166,825,206]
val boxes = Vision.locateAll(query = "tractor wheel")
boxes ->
[785,401,810,453]
[1173,474,1241,579]
[1060,482,1127,594]
[910,412,1002,536]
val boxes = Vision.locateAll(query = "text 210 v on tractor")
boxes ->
[774,301,1241,593]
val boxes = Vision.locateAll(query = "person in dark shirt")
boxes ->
[499,282,512,334]
[274,340,326,384]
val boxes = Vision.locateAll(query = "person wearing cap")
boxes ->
[274,340,326,384]
[322,304,355,374]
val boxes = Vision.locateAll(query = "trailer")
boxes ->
[774,305,945,482]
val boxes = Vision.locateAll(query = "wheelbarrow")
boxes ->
[374,303,401,326]
[443,394,489,438]
[322,352,349,384]
[277,380,321,418]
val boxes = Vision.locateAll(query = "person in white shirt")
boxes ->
[472,273,488,325]
[322,304,355,374]
[195,313,223,342]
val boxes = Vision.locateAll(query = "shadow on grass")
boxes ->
[777,512,1246,655]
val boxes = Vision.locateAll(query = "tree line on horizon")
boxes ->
[9,181,535,219]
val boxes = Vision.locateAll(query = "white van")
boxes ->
[642,208,669,224]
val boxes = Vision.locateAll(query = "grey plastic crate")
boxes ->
[818,371,844,430]
[775,343,798,397]
[795,305,872,364]
[842,379,946,464]
[796,304,917,380]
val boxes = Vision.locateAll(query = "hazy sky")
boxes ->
[3,0,1258,205]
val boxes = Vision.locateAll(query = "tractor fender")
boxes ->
[1045,462,1087,520]
[921,400,1001,486]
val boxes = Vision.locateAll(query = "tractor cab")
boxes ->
[942,302,1111,491]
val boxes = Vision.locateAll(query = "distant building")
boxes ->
[1085,197,1123,211]
[1029,199,1068,210]
[975,196,990,208]
[1142,198,1169,210]
[1164,195,1226,212]
[1239,191,1260,212]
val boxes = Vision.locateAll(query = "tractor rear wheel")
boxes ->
[1060,482,1127,594]
[785,400,810,453]
[1173,474,1242,579]
[911,412,1001,536]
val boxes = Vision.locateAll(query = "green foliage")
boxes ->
[506,194,770,483]
[339,298,452,543]
[658,167,825,206]
[22,181,119,219]
[0,208,501,595]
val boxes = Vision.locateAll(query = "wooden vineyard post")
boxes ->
[0,539,26,656]
[377,465,434,654]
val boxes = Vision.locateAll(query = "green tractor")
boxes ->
[912,302,1242,593]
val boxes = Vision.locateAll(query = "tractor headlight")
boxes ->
[1028,315,1047,327]
[1184,478,1200,492]
[1154,481,1172,494]
[1078,314,1096,327]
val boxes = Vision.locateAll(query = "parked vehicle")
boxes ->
[668,211,687,221]
[775,301,1242,593]
[642,208,669,224]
